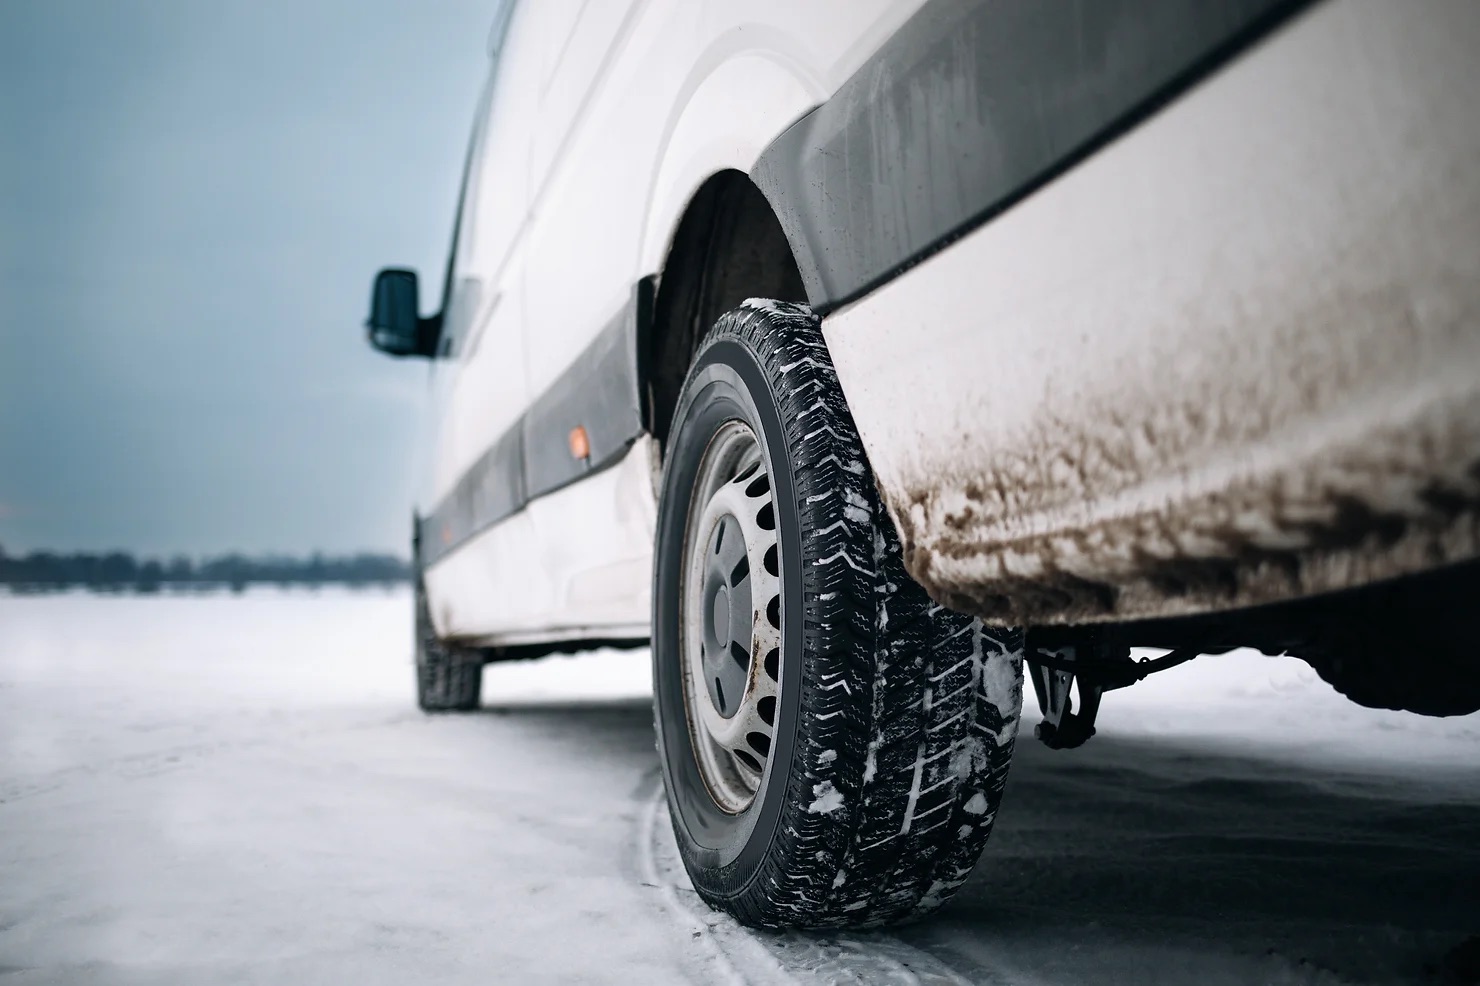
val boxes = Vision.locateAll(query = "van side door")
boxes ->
[423,5,551,637]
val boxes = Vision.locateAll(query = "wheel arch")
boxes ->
[643,171,807,451]
[634,45,823,450]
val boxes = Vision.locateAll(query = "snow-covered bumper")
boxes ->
[822,0,1480,625]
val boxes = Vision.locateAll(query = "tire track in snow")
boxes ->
[638,785,1008,985]
[636,783,778,986]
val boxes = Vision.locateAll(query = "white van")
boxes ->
[365,0,1480,928]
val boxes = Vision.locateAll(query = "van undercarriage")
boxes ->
[1027,559,1480,749]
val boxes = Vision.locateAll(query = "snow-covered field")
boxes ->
[1,590,1476,984]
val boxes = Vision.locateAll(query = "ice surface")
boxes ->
[1,590,1476,984]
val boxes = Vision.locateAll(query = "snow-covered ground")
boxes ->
[1,590,1475,984]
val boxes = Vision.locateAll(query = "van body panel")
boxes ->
[409,0,1480,645]
[821,0,1480,625]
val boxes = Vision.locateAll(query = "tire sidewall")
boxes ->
[653,337,805,893]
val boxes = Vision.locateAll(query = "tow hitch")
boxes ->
[1025,630,1200,749]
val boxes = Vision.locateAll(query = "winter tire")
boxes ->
[652,299,1025,929]
[415,577,483,712]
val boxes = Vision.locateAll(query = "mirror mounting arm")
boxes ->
[415,313,445,359]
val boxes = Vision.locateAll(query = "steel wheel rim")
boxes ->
[679,419,783,814]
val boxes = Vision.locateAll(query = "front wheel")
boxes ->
[652,300,1024,929]
[415,578,483,712]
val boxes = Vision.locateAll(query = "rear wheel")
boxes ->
[415,578,483,712]
[652,300,1024,929]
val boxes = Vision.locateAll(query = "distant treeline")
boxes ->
[0,545,411,594]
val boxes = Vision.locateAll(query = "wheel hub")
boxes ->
[701,514,751,718]
[680,421,783,813]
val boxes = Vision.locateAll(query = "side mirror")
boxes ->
[366,268,435,357]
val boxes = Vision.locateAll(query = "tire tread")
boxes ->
[415,579,483,712]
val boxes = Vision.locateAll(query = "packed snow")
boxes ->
[1,590,1476,984]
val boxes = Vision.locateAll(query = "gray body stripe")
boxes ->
[752,0,1309,314]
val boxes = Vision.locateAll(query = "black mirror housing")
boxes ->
[367,268,437,358]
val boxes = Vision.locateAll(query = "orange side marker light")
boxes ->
[568,425,590,461]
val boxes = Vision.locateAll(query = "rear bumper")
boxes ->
[821,0,1480,624]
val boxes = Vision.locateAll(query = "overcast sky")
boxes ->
[0,0,495,557]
